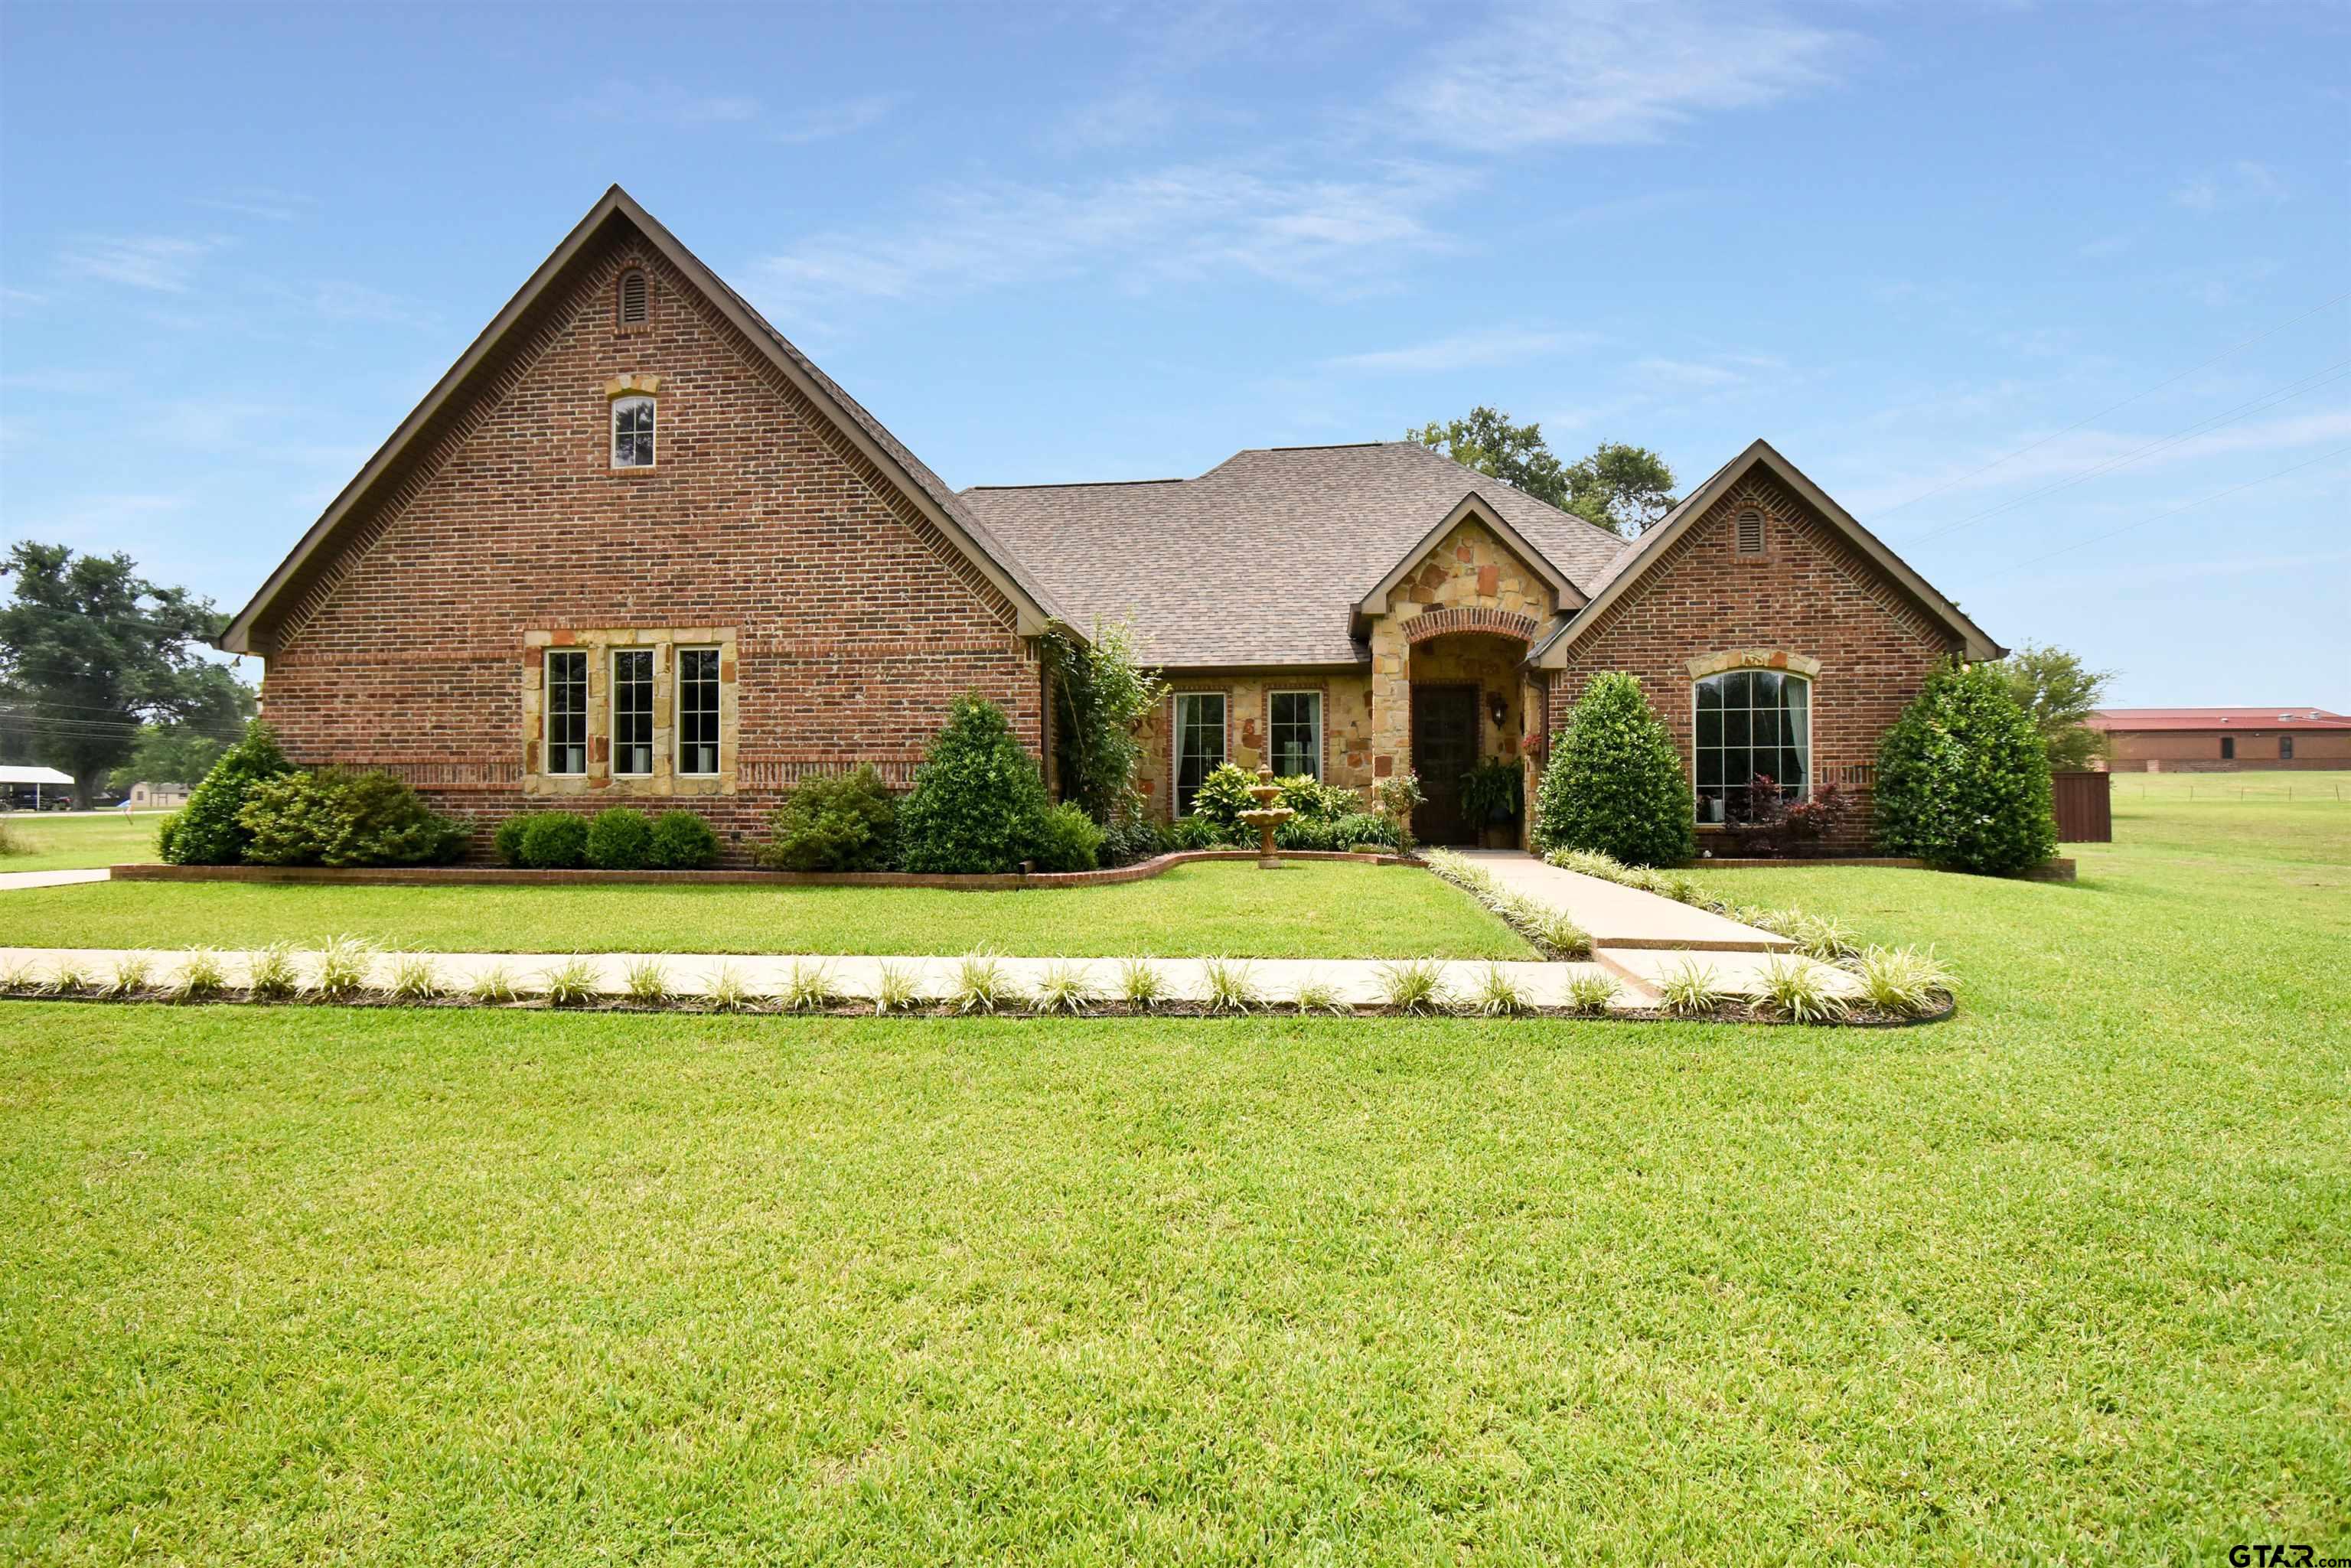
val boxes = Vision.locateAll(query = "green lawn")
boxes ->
[3,791,2346,1561]
[2,859,1534,960]
[0,810,163,873]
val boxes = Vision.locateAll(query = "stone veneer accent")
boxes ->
[519,625,739,797]
[1685,648,1824,680]
[1367,515,1559,780]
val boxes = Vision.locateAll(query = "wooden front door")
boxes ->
[1410,684,1480,846]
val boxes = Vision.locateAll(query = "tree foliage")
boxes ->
[1532,673,1696,867]
[1409,411,1676,536]
[109,716,253,793]
[1039,619,1167,826]
[1873,662,2057,875]
[0,543,252,805]
[1994,642,2114,771]
[236,768,469,868]
[896,693,1052,875]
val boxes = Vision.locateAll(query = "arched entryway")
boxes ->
[1404,614,1537,846]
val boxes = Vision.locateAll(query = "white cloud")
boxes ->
[58,234,227,293]
[753,158,1463,305]
[1325,326,1596,373]
[2173,160,2288,212]
[1388,0,1846,152]
[192,187,308,222]
[774,93,902,145]
[1630,353,1785,391]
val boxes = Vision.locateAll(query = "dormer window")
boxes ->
[611,394,655,468]
[617,268,649,326]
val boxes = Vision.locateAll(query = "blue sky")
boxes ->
[2,2,2344,706]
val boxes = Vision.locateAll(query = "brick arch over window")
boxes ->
[1404,607,1541,645]
[1685,648,1823,680]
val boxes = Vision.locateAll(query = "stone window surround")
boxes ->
[1684,649,1821,829]
[521,626,739,797]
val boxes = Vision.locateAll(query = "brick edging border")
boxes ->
[108,848,1410,892]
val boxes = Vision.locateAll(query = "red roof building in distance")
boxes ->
[2087,707,2351,771]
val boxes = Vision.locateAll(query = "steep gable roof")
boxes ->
[960,441,1629,667]
[1529,438,2005,667]
[219,186,1065,654]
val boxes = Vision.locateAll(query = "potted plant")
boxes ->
[1459,758,1525,849]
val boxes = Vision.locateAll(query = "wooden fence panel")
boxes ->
[2053,770,2112,843]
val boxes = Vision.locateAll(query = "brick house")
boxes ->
[221,187,2004,858]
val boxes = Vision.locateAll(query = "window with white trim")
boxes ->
[612,649,654,776]
[545,649,588,776]
[1269,690,1322,779]
[1694,668,1809,824]
[611,394,655,468]
[677,647,720,776]
[1173,692,1226,816]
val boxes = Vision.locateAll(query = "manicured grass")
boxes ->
[3,859,1534,960]
[0,810,163,873]
[3,794,2346,1560]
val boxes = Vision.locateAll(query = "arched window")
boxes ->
[611,394,655,468]
[617,269,650,326]
[1694,668,1809,824]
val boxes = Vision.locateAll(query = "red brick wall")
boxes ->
[256,224,1042,862]
[1545,471,1965,849]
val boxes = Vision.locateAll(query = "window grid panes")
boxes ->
[677,647,720,775]
[612,649,654,775]
[2279,735,2293,760]
[1174,693,1227,816]
[1694,670,1809,824]
[1269,691,1322,779]
[546,650,588,775]
[612,396,655,468]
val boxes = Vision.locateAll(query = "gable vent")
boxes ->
[1735,508,1766,555]
[618,269,649,326]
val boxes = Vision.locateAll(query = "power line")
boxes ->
[1983,445,2351,579]
[1906,358,2351,546]
[1873,288,2351,520]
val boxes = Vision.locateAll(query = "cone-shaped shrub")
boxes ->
[897,693,1051,875]
[1873,661,2056,875]
[1532,673,1695,868]
[158,720,292,865]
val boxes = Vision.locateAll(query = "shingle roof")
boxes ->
[960,442,1631,667]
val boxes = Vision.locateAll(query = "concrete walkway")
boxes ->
[1454,849,1792,951]
[0,869,110,892]
[0,944,1860,1008]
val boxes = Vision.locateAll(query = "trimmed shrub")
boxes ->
[1034,801,1104,872]
[1873,660,2057,875]
[493,812,566,869]
[1097,816,1167,868]
[896,694,1052,875]
[1371,771,1425,858]
[647,810,719,870]
[1533,673,1695,868]
[159,720,292,865]
[585,807,654,870]
[236,768,469,868]
[757,764,900,872]
[517,811,590,870]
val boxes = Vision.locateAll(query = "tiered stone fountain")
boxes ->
[1237,765,1294,870]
